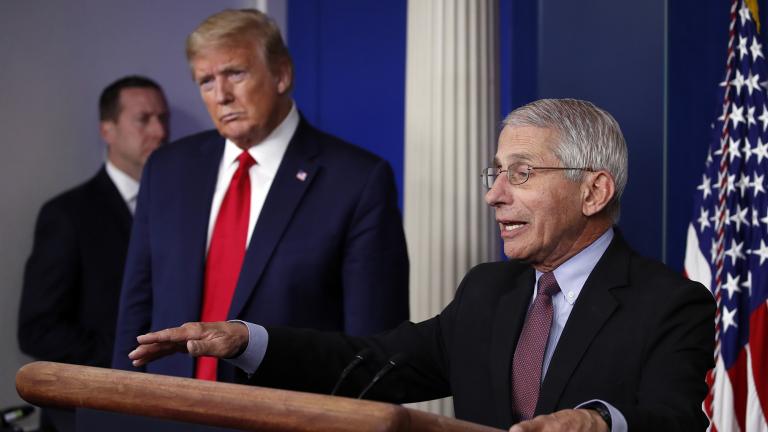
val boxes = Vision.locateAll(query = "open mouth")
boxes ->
[502,223,526,231]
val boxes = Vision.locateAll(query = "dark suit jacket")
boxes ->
[112,119,409,381]
[249,233,715,431]
[19,167,132,367]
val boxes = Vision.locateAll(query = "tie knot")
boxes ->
[237,151,256,171]
[538,272,560,297]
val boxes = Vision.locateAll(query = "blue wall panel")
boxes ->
[666,1,732,271]
[536,0,666,261]
[288,0,407,207]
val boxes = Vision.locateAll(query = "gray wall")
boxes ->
[0,0,284,408]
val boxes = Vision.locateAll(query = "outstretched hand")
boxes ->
[509,409,608,432]
[128,321,249,367]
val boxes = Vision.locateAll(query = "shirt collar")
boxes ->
[535,227,614,305]
[222,102,299,175]
[105,160,140,206]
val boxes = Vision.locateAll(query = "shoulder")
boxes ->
[298,121,387,169]
[607,239,715,315]
[148,129,222,164]
[39,170,108,216]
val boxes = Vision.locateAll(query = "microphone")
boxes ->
[357,353,408,399]
[330,348,372,396]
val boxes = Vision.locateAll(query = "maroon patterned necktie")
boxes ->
[510,271,560,420]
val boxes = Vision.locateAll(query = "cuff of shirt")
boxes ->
[222,320,268,375]
[576,400,627,432]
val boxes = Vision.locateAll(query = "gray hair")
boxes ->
[502,98,628,221]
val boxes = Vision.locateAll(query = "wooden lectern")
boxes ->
[16,362,502,432]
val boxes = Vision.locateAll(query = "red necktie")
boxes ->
[510,272,560,420]
[196,151,255,381]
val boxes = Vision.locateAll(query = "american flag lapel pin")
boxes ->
[296,170,308,181]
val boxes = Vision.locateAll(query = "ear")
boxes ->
[581,170,616,217]
[274,59,293,94]
[100,121,116,147]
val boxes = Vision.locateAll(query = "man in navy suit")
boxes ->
[112,9,409,382]
[19,75,169,431]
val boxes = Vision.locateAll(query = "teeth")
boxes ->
[503,223,524,231]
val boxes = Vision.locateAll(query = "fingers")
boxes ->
[130,321,250,366]
[136,322,204,344]
[508,409,604,432]
[129,341,186,367]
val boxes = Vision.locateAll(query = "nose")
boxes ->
[213,78,233,105]
[484,175,506,207]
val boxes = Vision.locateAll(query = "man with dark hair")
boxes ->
[19,75,169,367]
[112,9,409,383]
[19,75,168,431]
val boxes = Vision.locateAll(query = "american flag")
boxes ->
[684,1,768,430]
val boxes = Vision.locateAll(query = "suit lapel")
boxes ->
[535,235,629,415]
[179,134,225,319]
[228,120,320,320]
[489,266,535,427]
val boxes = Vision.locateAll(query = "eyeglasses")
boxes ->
[481,163,595,189]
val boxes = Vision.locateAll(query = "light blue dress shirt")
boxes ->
[228,228,626,431]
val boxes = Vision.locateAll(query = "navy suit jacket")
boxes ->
[19,167,132,367]
[112,119,409,380]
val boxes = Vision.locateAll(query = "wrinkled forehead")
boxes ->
[494,125,559,165]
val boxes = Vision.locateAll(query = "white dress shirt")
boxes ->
[206,103,299,251]
[105,161,140,214]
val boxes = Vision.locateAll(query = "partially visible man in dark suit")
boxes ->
[131,99,715,432]
[111,9,409,382]
[19,75,169,430]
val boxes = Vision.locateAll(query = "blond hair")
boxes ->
[186,9,292,78]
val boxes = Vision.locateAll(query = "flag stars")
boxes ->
[742,138,754,162]
[722,273,742,300]
[739,2,753,25]
[751,37,765,61]
[746,71,762,96]
[698,208,711,232]
[721,305,738,333]
[725,239,745,264]
[741,271,753,296]
[749,239,768,265]
[736,173,751,197]
[730,205,749,231]
[730,103,746,129]
[698,174,712,199]
[759,105,768,131]
[751,206,761,227]
[755,138,768,164]
[731,71,747,97]
[728,138,742,162]
[711,238,721,262]
[738,35,750,60]
[752,173,765,196]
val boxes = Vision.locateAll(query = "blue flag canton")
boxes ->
[693,1,768,368]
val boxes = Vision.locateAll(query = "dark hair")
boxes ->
[99,75,164,122]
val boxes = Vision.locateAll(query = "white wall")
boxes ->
[0,0,285,408]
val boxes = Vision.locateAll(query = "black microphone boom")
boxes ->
[330,348,372,396]
[357,353,408,399]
